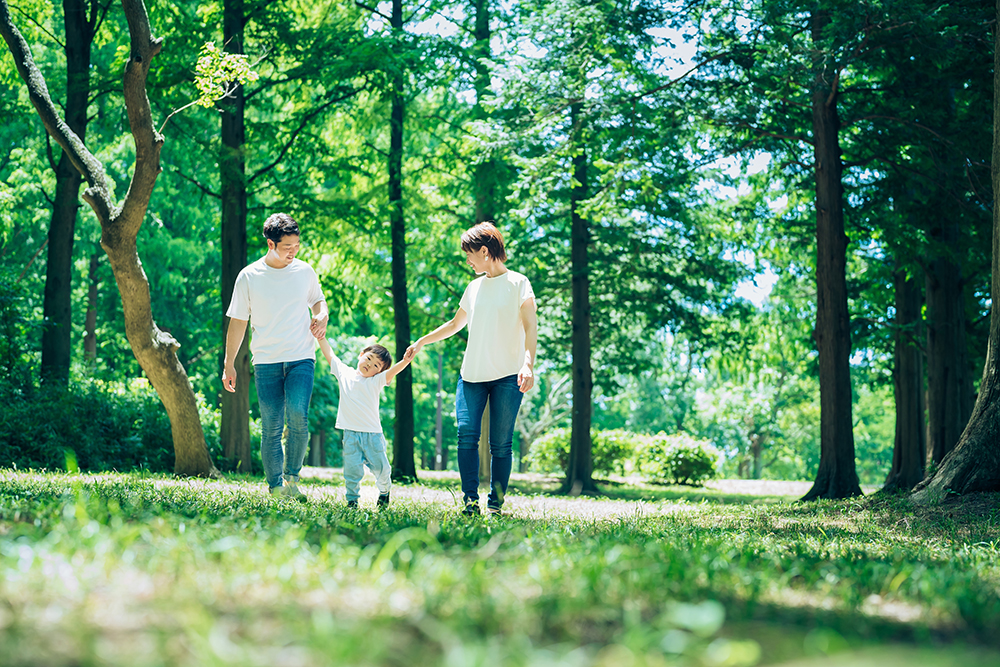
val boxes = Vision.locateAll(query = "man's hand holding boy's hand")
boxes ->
[309,312,328,339]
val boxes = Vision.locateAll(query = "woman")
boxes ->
[407,222,537,515]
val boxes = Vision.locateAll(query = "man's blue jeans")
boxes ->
[254,358,314,489]
[456,374,524,510]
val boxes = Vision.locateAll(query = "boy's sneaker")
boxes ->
[346,500,359,509]
[377,493,390,509]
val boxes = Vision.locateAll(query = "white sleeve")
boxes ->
[518,275,535,306]
[306,265,324,308]
[226,270,251,320]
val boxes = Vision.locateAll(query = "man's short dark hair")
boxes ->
[362,344,392,373]
[263,213,300,244]
[461,221,507,262]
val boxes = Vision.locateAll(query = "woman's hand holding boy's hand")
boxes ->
[403,346,417,362]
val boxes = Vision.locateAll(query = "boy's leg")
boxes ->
[486,374,524,512]
[254,362,287,490]
[456,377,489,511]
[360,433,393,497]
[342,430,365,503]
[282,358,315,482]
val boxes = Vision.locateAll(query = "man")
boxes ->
[223,213,328,500]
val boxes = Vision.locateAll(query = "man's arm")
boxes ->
[406,307,468,358]
[309,299,329,339]
[517,297,537,393]
[222,317,249,393]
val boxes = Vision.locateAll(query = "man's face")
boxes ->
[357,350,386,378]
[267,234,300,267]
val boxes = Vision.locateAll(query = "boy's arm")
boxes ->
[316,336,334,366]
[406,307,467,358]
[384,347,416,385]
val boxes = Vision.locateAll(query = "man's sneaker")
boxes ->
[346,500,359,509]
[377,493,390,509]
[487,505,503,517]
[462,500,481,516]
[282,475,308,503]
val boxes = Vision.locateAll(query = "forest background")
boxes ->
[0,0,993,495]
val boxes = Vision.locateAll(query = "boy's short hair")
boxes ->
[362,344,392,373]
[263,213,300,243]
[460,221,507,262]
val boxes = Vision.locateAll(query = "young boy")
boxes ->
[317,337,414,508]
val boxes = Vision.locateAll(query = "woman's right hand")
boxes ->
[406,341,423,359]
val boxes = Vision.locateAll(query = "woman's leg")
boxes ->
[254,362,286,490]
[456,376,489,509]
[486,374,524,512]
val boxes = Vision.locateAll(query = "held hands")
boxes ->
[405,341,423,360]
[517,364,534,393]
[309,312,329,339]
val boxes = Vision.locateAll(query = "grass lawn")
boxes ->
[1,467,998,666]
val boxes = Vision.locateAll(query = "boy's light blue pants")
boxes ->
[342,430,392,502]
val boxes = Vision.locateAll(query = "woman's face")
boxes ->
[465,247,489,274]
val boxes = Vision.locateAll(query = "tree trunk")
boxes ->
[40,0,94,385]
[0,0,218,477]
[83,251,99,364]
[435,350,444,470]
[925,227,972,465]
[220,0,252,473]
[885,268,925,491]
[802,9,862,501]
[309,429,326,466]
[912,2,1000,502]
[563,101,598,496]
[389,0,416,482]
[472,0,495,224]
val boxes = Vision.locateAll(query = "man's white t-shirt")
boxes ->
[459,270,534,383]
[330,356,387,433]
[226,257,324,365]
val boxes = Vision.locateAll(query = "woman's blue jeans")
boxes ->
[456,374,524,510]
[254,358,314,489]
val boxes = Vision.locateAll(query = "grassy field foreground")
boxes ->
[0,469,998,667]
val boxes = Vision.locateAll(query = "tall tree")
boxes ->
[884,268,925,490]
[219,0,251,472]
[912,0,1000,502]
[0,0,218,475]
[40,0,108,384]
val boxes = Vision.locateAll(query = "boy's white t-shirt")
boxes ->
[459,270,534,383]
[330,356,387,434]
[226,257,324,365]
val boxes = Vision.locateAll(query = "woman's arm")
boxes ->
[518,297,537,393]
[406,307,468,358]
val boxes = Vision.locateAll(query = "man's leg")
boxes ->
[254,363,286,490]
[456,377,489,511]
[486,374,524,512]
[282,358,315,482]
[342,430,364,504]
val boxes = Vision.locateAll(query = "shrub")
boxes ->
[638,432,720,486]
[526,428,641,476]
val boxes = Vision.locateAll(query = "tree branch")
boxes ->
[168,165,220,199]
[355,0,391,22]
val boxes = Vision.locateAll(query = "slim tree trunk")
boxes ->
[83,251,99,364]
[220,0,252,472]
[472,0,496,224]
[802,9,861,501]
[885,268,925,491]
[563,101,597,496]
[0,0,218,476]
[40,0,94,385]
[913,1,1000,502]
[389,0,416,482]
[925,228,972,465]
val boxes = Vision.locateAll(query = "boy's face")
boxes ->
[266,234,301,268]
[357,350,387,378]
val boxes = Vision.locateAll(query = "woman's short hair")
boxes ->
[263,213,300,244]
[460,222,507,262]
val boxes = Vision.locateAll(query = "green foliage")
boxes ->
[526,427,641,476]
[193,42,259,107]
[639,432,720,486]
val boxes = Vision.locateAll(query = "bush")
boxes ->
[0,376,195,473]
[526,428,641,476]
[638,432,720,486]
